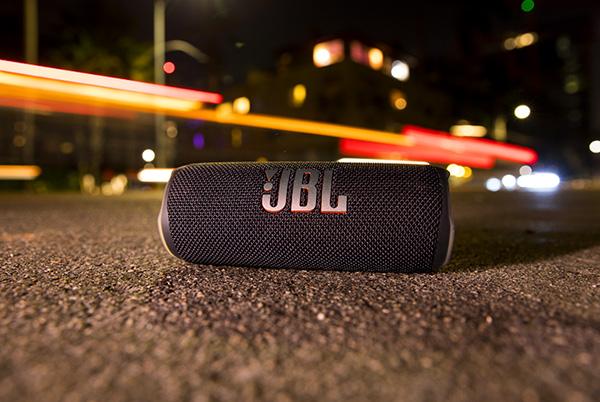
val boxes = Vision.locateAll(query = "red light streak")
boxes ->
[340,125,538,168]
[402,125,538,165]
[340,139,495,168]
[0,59,222,104]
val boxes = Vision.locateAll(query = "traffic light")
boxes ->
[162,61,175,74]
[521,0,535,13]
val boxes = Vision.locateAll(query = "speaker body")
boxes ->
[159,162,453,272]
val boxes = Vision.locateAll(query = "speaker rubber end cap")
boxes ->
[158,177,178,259]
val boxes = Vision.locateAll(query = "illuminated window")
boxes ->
[231,128,243,148]
[368,48,384,70]
[351,42,392,73]
[503,38,516,50]
[60,142,74,154]
[564,75,579,94]
[504,32,538,50]
[516,32,537,47]
[233,97,250,114]
[450,124,487,137]
[313,40,344,68]
[390,89,407,110]
[350,41,369,65]
[290,84,307,107]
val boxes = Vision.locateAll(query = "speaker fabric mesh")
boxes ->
[160,162,452,273]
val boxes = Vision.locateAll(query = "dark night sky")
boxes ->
[1,0,597,85]
[0,1,523,80]
[123,0,465,82]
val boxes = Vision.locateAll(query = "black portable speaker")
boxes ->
[158,162,453,272]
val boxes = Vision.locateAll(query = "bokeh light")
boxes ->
[447,163,466,177]
[389,90,407,110]
[142,149,155,162]
[233,97,251,114]
[368,48,384,70]
[137,168,173,183]
[391,60,409,81]
[514,104,531,119]
[0,165,41,180]
[521,0,535,12]
[485,178,502,192]
[162,61,175,74]
[502,174,517,190]
[291,84,307,107]
[589,140,600,154]
[517,172,560,190]
[519,165,533,175]
[313,46,331,67]
[450,124,487,137]
[312,40,344,67]
[193,133,205,149]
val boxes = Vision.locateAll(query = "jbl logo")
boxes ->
[262,169,348,214]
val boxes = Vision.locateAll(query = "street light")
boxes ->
[233,97,251,114]
[521,0,535,12]
[514,104,531,119]
[391,60,410,81]
[154,0,166,167]
[502,174,517,190]
[590,140,600,154]
[162,61,175,74]
[313,44,332,67]
[153,2,211,168]
[142,149,156,162]
[23,0,38,163]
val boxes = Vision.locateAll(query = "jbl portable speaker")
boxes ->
[158,162,453,272]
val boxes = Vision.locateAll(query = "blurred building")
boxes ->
[195,37,454,162]
[419,2,600,177]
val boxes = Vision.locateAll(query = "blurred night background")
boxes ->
[1,0,600,193]
[2,3,600,400]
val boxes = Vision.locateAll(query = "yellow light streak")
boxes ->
[0,72,200,112]
[186,109,413,146]
[0,72,413,147]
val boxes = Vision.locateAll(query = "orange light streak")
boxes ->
[0,165,41,180]
[0,71,200,112]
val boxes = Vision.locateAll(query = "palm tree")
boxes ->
[49,34,152,191]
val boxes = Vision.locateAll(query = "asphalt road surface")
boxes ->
[1,190,599,402]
